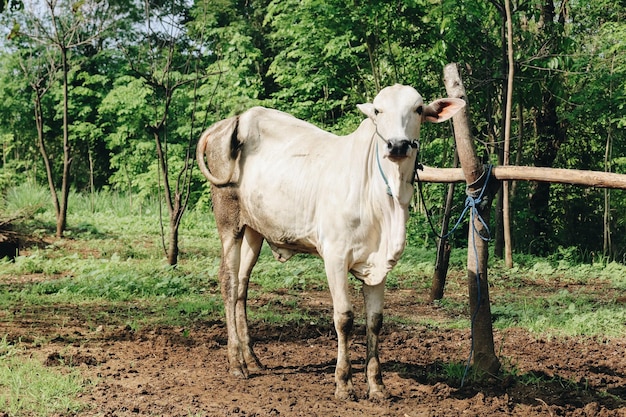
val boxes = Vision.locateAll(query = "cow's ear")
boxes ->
[357,103,377,120]
[422,98,466,123]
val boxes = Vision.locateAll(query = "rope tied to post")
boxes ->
[415,164,493,242]
[415,163,494,387]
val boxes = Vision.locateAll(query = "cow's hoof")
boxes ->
[244,352,265,373]
[367,387,389,403]
[230,366,249,379]
[246,361,265,373]
[335,385,357,401]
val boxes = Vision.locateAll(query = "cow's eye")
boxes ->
[374,109,380,115]
[415,106,423,115]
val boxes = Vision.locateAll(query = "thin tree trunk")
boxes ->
[153,124,187,266]
[511,101,523,196]
[528,0,566,255]
[429,152,459,302]
[494,3,507,260]
[168,211,180,266]
[124,163,133,211]
[503,0,514,268]
[602,128,613,259]
[153,127,179,265]
[58,45,72,238]
[444,63,501,375]
[603,53,616,258]
[89,148,95,213]
[34,93,60,219]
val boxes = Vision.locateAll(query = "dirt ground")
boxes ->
[2,286,625,417]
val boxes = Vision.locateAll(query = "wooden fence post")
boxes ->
[443,63,501,375]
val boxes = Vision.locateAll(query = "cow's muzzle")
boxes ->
[386,139,418,159]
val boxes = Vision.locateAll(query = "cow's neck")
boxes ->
[367,133,416,270]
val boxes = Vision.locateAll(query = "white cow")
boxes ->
[196,84,464,400]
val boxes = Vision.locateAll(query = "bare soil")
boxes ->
[2,284,625,417]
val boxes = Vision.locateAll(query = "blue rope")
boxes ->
[415,164,493,387]
[375,141,393,196]
[461,169,492,386]
[416,164,493,242]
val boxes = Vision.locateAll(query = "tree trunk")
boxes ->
[153,128,179,266]
[494,2,507,260]
[443,63,501,375]
[503,0,514,268]
[603,53,616,258]
[167,216,179,266]
[34,92,60,221]
[58,45,72,238]
[430,241,451,302]
[528,0,567,255]
[153,126,190,267]
[89,148,95,213]
[429,152,458,302]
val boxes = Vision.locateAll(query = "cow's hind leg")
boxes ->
[235,227,264,373]
[363,282,389,401]
[218,232,248,378]
[213,187,252,378]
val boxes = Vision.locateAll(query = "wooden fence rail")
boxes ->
[418,165,626,189]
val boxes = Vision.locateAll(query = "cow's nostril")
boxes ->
[386,141,393,151]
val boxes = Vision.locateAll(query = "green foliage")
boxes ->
[0,0,625,259]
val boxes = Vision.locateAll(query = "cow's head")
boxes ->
[357,84,465,160]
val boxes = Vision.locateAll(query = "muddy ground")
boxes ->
[2,284,625,417]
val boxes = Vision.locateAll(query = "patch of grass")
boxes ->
[492,289,626,337]
[250,298,314,325]
[251,249,327,292]
[2,182,49,215]
[423,360,485,386]
[162,296,224,326]
[499,357,580,390]
[0,336,86,416]
[601,262,626,290]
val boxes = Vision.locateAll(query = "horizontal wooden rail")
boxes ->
[417,165,626,190]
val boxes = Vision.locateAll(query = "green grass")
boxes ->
[491,289,626,337]
[2,183,625,336]
[0,336,86,416]
[1,183,626,412]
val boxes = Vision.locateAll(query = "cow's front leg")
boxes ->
[363,282,388,401]
[325,258,356,400]
[334,309,355,400]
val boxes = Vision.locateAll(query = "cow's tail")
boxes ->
[196,116,240,185]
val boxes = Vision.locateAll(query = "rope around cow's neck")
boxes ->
[375,140,393,197]
[372,123,419,198]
